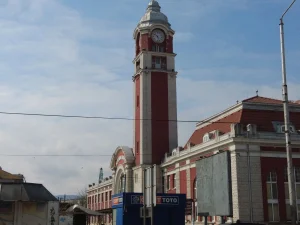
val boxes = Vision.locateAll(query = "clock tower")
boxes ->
[132,0,178,187]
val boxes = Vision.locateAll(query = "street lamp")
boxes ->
[279,0,297,224]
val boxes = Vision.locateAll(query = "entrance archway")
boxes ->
[114,167,126,194]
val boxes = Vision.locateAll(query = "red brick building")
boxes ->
[87,0,300,224]
[161,96,300,223]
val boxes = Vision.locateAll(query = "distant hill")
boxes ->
[56,195,80,200]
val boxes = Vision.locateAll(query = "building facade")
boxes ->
[87,177,113,225]
[161,96,300,223]
[0,167,24,183]
[87,0,300,224]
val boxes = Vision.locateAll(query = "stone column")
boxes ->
[175,170,180,193]
[186,167,191,198]
[111,171,116,195]
[125,164,133,192]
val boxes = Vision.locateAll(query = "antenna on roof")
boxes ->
[256,90,259,96]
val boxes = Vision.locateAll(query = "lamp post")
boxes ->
[279,0,297,224]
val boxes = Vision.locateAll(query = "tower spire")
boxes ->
[147,0,161,12]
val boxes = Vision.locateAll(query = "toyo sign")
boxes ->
[156,196,179,205]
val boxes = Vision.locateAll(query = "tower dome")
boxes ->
[138,0,171,28]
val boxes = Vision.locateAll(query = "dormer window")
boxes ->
[203,133,210,142]
[277,124,296,133]
[172,149,177,156]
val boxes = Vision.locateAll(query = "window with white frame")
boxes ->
[203,133,210,142]
[267,171,279,222]
[152,44,164,52]
[172,174,176,189]
[284,167,300,221]
[166,175,170,190]
[155,57,161,69]
[277,124,296,134]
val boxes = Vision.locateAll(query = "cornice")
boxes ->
[196,104,242,129]
[133,24,175,40]
[161,135,234,167]
[243,102,300,112]
[132,50,177,64]
[132,70,178,81]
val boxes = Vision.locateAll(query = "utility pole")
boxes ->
[279,0,297,224]
[143,168,146,225]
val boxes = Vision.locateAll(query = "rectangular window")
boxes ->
[267,171,279,222]
[152,45,164,52]
[135,173,138,183]
[136,95,140,107]
[155,57,161,69]
[136,60,140,71]
[172,174,176,189]
[167,175,170,190]
[136,141,139,154]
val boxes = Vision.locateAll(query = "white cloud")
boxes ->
[0,0,299,196]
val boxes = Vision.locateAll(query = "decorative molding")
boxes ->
[196,104,242,129]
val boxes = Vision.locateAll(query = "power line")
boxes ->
[0,154,113,157]
[0,110,238,124]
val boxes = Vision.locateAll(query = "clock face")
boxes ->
[151,29,165,43]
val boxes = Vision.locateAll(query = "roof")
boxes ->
[243,95,300,105]
[0,183,58,201]
[184,95,300,148]
[65,204,105,216]
[0,169,23,180]
[138,0,170,29]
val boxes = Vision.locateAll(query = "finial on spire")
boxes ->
[147,0,161,12]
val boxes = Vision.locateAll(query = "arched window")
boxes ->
[118,174,126,194]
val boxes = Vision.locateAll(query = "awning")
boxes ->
[0,183,58,201]
[65,204,105,216]
[98,208,112,214]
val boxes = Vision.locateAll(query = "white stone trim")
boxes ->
[162,134,234,167]
[168,73,178,153]
[133,74,136,155]
[196,104,242,129]
[141,71,152,164]
[179,165,190,171]
[133,50,177,64]
[113,165,125,194]
[244,102,300,112]
[196,101,300,130]
[139,73,144,163]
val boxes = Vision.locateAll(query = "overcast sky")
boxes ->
[0,0,299,195]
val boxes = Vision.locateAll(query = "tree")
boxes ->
[74,187,87,207]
